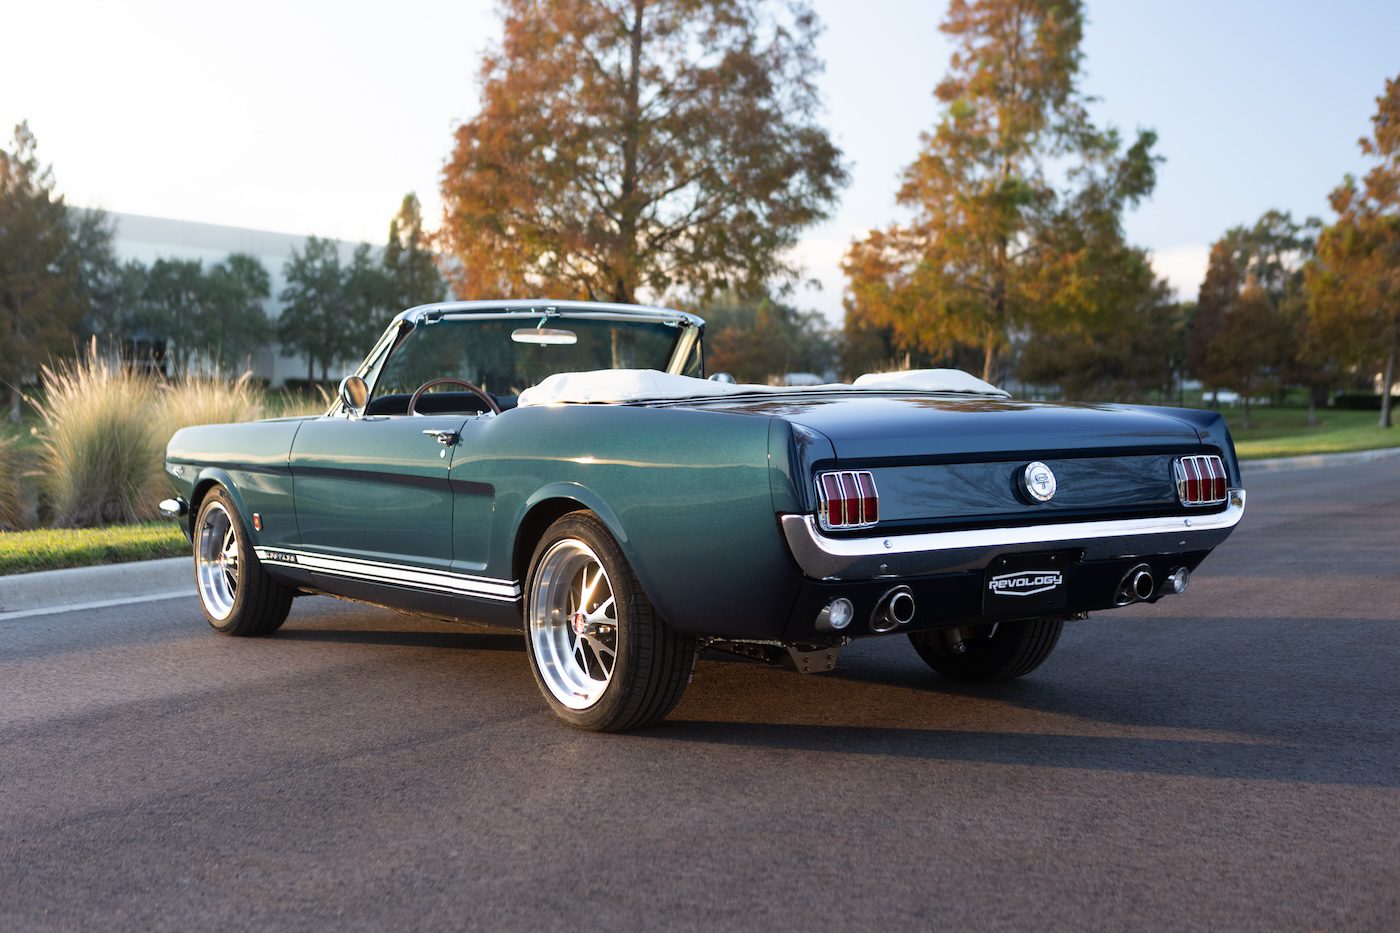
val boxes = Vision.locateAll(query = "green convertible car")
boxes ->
[161,299,1246,731]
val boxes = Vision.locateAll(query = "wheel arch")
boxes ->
[512,485,633,590]
[187,468,249,537]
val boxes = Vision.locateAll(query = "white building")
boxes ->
[108,211,367,387]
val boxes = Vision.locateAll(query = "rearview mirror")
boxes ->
[511,327,578,346]
[339,374,369,417]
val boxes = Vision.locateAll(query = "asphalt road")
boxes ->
[3,461,1398,931]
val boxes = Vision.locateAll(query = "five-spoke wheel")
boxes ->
[196,500,239,621]
[524,511,695,731]
[528,538,619,709]
[192,487,292,636]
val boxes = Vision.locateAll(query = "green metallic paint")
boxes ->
[166,418,309,549]
[448,403,799,637]
[289,414,470,573]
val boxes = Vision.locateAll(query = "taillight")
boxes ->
[817,470,879,530]
[1175,455,1228,506]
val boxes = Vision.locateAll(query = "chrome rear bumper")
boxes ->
[780,489,1245,581]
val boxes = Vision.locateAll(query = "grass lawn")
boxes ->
[0,522,187,576]
[1219,406,1400,459]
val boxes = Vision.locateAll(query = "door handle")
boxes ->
[422,429,459,446]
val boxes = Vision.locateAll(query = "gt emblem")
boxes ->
[1022,461,1057,502]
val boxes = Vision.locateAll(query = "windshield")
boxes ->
[373,316,694,401]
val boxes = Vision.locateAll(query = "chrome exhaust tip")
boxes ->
[871,586,915,633]
[1115,563,1154,606]
[1163,566,1189,595]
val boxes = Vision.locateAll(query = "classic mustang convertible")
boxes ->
[161,300,1245,730]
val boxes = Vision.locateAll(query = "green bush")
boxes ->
[1332,392,1400,411]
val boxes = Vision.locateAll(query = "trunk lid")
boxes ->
[667,392,1213,530]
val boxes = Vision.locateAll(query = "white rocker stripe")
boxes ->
[253,547,521,602]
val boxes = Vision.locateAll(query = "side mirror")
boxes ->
[707,372,737,384]
[339,375,369,417]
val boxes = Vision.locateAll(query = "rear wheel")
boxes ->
[908,617,1064,682]
[524,512,695,731]
[193,488,292,636]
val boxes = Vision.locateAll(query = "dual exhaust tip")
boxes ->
[816,586,916,634]
[1116,564,1189,606]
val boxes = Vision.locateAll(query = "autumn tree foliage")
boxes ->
[1306,74,1400,429]
[1188,211,1315,427]
[843,0,1161,384]
[440,0,846,304]
[700,291,833,383]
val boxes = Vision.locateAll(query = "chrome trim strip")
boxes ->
[781,489,1246,581]
[252,547,522,602]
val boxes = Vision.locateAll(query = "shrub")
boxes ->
[35,348,163,526]
[1332,392,1400,411]
[0,434,26,531]
[154,372,266,449]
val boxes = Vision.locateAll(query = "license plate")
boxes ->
[982,553,1069,615]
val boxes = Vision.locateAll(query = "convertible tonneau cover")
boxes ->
[515,369,1009,407]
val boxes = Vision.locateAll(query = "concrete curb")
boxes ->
[0,557,192,616]
[1243,446,1400,474]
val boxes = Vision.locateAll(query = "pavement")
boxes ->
[1,457,1398,930]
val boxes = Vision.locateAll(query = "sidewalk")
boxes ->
[1243,445,1400,473]
[0,557,192,620]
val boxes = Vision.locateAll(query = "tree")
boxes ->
[440,0,846,304]
[385,193,445,310]
[1306,74,1400,429]
[343,243,398,348]
[700,291,833,383]
[843,0,1160,384]
[1189,211,1315,426]
[0,123,114,421]
[204,254,272,368]
[278,237,349,384]
[139,258,209,375]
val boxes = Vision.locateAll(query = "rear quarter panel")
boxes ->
[458,405,797,638]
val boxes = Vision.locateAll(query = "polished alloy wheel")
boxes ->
[528,538,619,710]
[196,501,239,621]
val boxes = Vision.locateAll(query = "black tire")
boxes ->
[908,617,1064,682]
[192,487,292,636]
[523,512,695,731]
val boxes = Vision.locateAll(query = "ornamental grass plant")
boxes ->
[0,434,27,530]
[34,347,164,526]
[30,345,297,528]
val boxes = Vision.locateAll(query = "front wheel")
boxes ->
[523,512,695,731]
[908,617,1064,682]
[193,488,292,636]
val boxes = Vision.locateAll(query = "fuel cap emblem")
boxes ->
[1022,461,1057,502]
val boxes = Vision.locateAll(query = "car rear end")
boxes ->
[754,393,1246,641]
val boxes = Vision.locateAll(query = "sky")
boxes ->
[3,0,1398,324]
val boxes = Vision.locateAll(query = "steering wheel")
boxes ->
[406,377,502,416]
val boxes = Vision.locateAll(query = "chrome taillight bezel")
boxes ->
[1174,454,1228,507]
[817,470,879,530]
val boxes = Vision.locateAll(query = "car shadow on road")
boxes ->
[276,627,523,653]
[653,717,1398,789]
